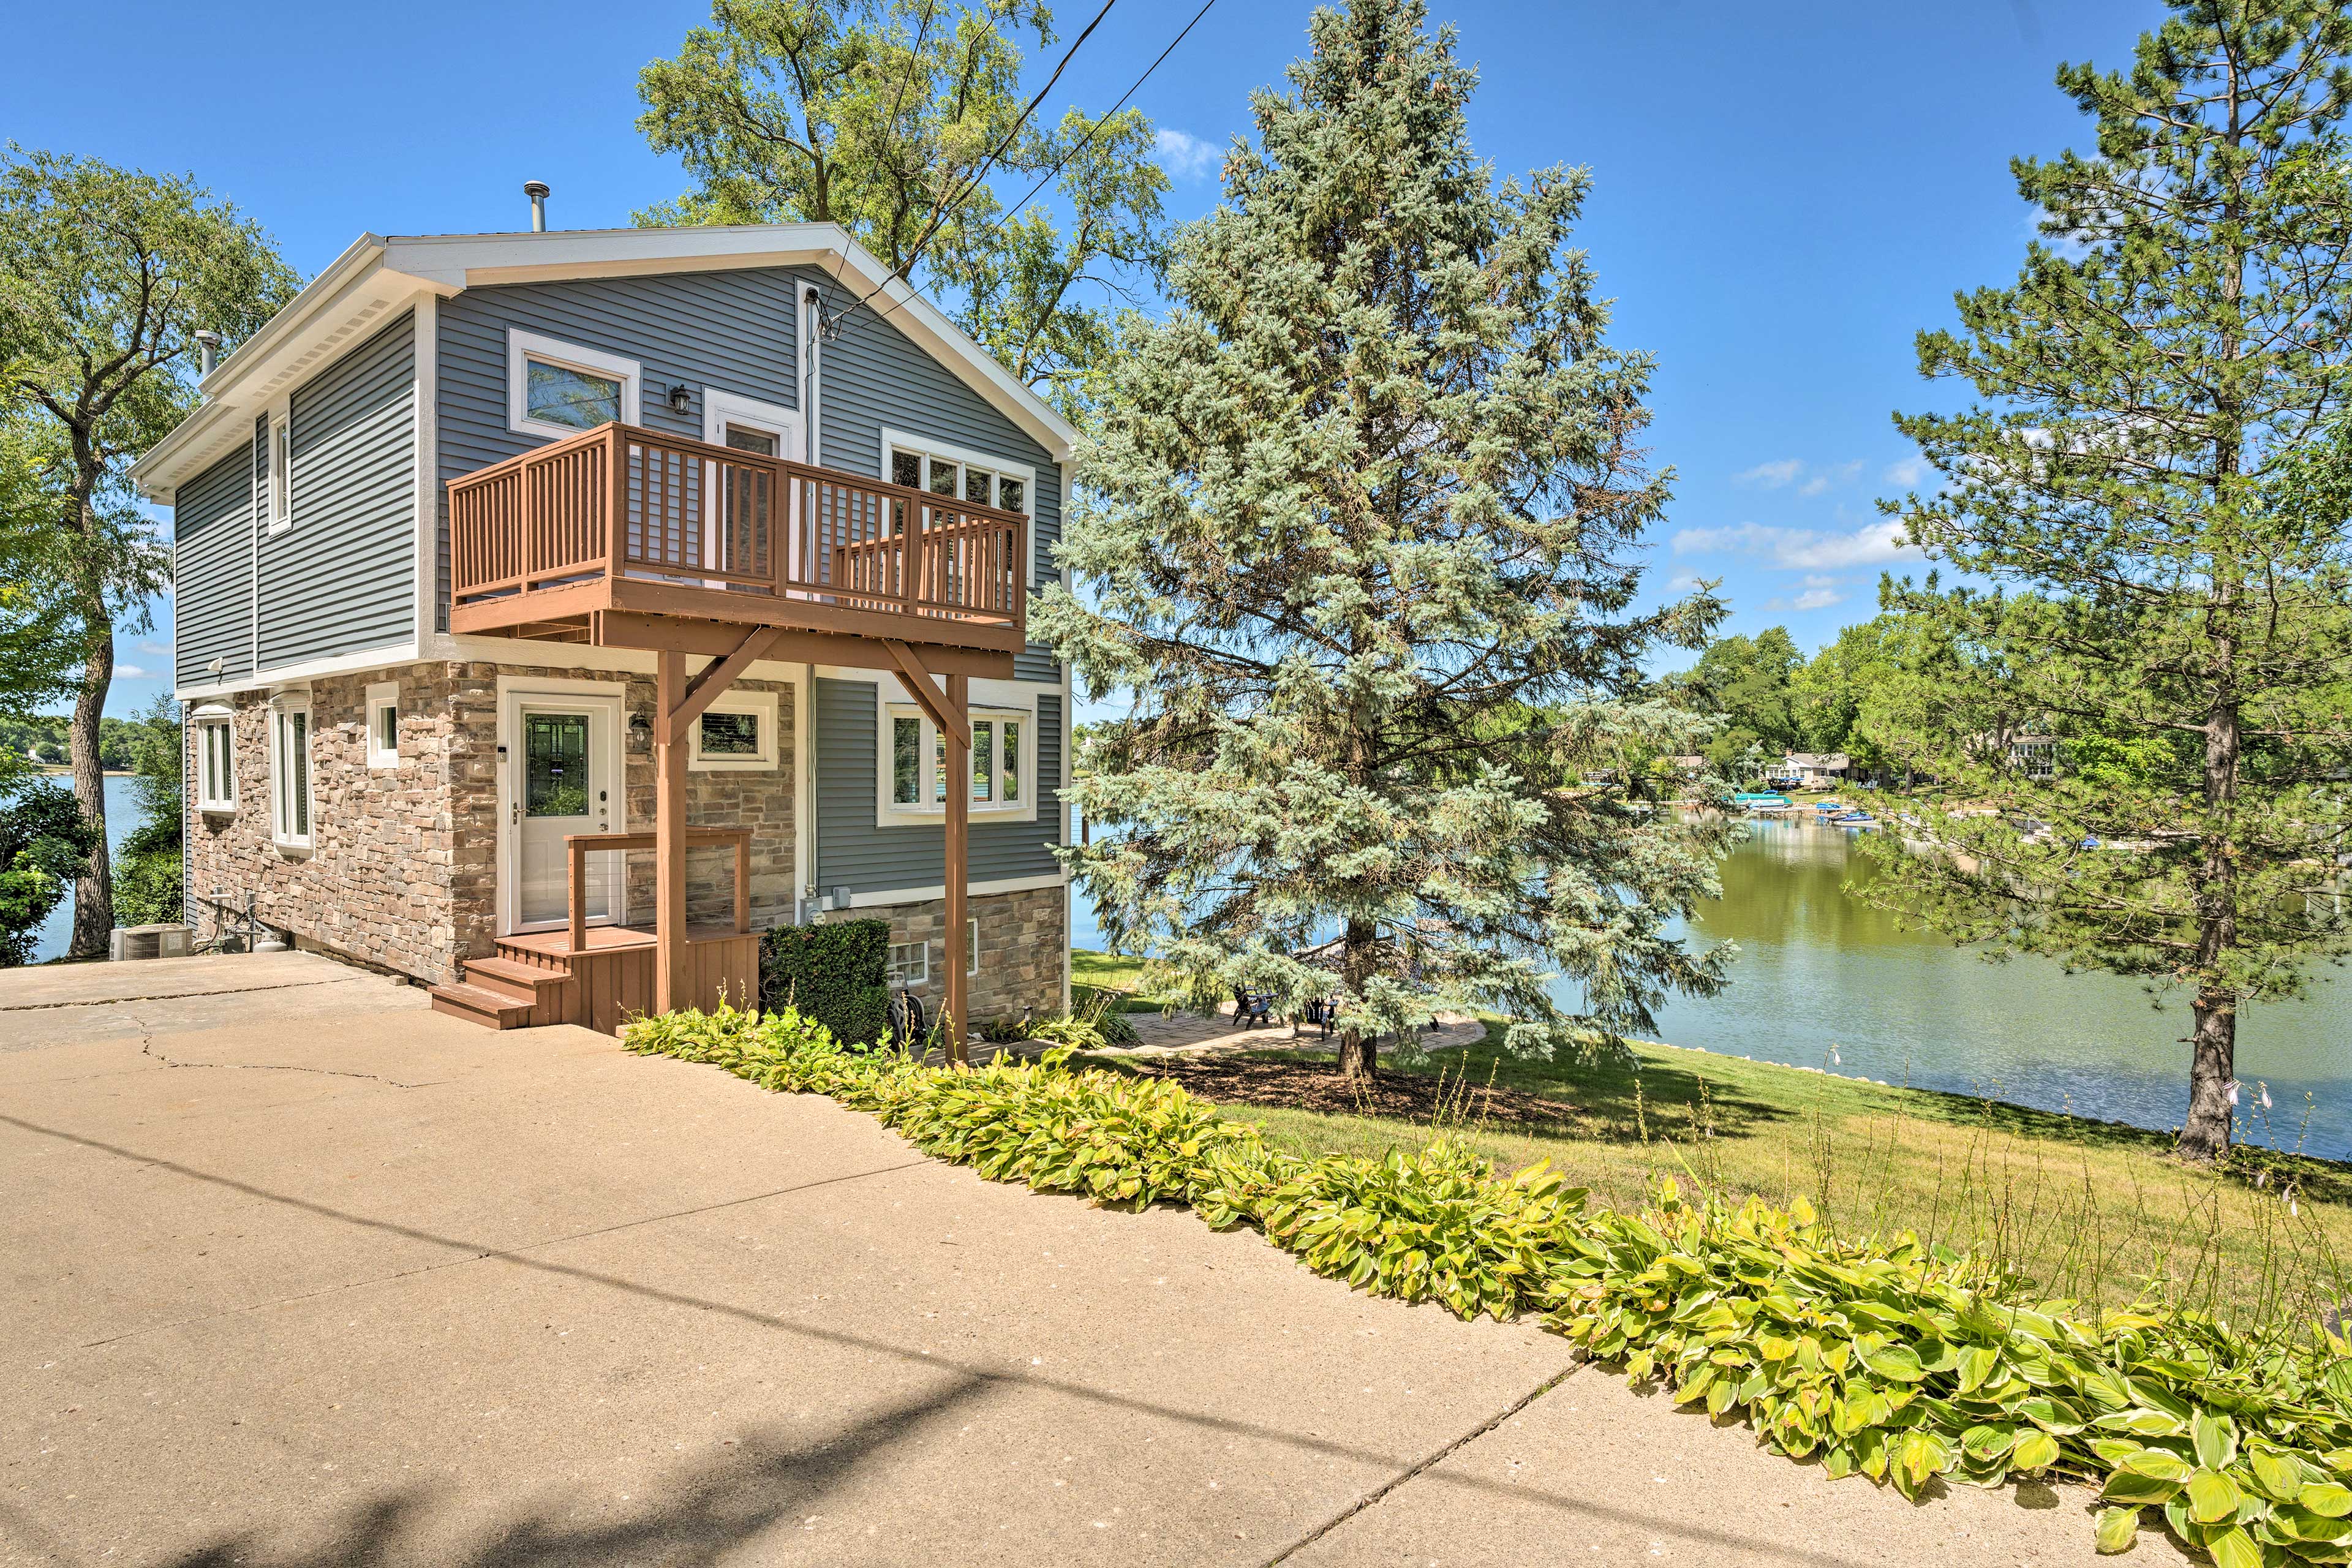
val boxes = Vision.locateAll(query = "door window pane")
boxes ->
[525,714,590,816]
[1001,720,1020,802]
[964,467,992,506]
[928,460,957,497]
[723,423,777,456]
[892,715,922,805]
[891,449,922,489]
[525,359,622,430]
[972,721,993,802]
[997,477,1025,514]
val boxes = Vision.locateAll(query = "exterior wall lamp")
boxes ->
[667,383,692,416]
[628,713,653,755]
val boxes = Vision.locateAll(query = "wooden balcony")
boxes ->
[447,423,1028,655]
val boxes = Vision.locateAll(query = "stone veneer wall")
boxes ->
[184,658,1061,1010]
[865,884,1067,1027]
[185,663,473,981]
[187,661,800,986]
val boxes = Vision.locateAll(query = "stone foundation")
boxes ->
[864,884,1068,1027]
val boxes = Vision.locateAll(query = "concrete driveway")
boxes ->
[1,952,2182,1567]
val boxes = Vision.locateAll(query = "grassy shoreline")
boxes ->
[1069,949,2352,1328]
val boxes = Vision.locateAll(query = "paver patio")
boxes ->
[1,952,2185,1566]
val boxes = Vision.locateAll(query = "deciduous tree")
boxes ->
[1038,0,1731,1080]
[0,148,295,956]
[636,0,1166,417]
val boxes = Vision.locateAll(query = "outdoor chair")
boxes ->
[1233,986,1275,1028]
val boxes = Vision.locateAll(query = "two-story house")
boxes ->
[130,217,1076,1047]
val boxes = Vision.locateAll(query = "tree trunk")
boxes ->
[2179,989,2237,1162]
[67,618,115,958]
[1337,1025,1378,1082]
[1335,916,1378,1081]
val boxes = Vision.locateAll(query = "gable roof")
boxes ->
[130,222,1079,499]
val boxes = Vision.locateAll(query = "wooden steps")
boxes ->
[429,924,761,1036]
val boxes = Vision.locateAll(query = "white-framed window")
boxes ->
[967,916,979,977]
[880,700,1031,822]
[702,388,803,461]
[880,427,1035,583]
[266,412,292,534]
[192,704,236,815]
[268,692,314,851]
[507,328,641,442]
[888,939,929,988]
[689,689,780,772]
[366,681,401,770]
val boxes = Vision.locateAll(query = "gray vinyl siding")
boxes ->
[812,676,1063,897]
[171,448,256,686]
[258,312,417,668]
[802,268,1063,682]
[434,268,804,630]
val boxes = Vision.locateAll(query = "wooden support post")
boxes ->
[943,671,970,1065]
[655,648,690,1015]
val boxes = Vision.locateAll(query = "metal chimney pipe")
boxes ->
[524,180,550,233]
[192,329,220,377]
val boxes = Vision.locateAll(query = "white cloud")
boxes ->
[1883,454,1931,488]
[1796,460,1864,497]
[1670,519,1917,570]
[1735,458,1804,489]
[136,640,170,656]
[1153,129,1221,181]
[1763,576,1845,614]
[115,665,152,679]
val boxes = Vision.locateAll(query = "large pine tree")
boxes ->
[1035,0,1732,1079]
[1871,0,2352,1161]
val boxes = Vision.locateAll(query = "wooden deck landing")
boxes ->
[430,923,762,1036]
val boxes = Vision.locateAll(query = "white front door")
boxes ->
[511,699,620,932]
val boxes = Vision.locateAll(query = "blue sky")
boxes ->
[12,0,2155,715]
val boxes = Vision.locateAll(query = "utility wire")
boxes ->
[817,0,1119,339]
[856,0,1218,338]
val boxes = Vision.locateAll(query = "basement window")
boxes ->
[888,939,929,988]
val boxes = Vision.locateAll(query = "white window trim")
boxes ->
[876,696,1037,826]
[266,409,293,536]
[365,680,401,771]
[879,426,1036,587]
[192,703,236,815]
[702,387,805,462]
[967,916,979,978]
[689,688,780,772]
[507,328,642,442]
[888,939,930,989]
[268,691,314,853]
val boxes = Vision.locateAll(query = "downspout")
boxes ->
[799,284,823,923]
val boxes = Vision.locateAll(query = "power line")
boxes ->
[861,0,1218,339]
[818,0,1120,339]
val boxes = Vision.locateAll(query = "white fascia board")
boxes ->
[132,248,449,499]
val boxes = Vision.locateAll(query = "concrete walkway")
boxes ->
[1,952,2184,1566]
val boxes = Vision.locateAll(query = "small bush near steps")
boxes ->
[626,1003,2352,1564]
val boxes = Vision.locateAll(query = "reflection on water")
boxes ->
[1649,816,2352,1155]
[1069,805,2351,1153]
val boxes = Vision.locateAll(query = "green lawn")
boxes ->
[1068,951,2352,1327]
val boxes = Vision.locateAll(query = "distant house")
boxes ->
[2007,735,2058,781]
[1770,753,1849,789]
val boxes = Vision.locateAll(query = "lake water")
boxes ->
[29,774,149,964]
[1072,810,2352,1155]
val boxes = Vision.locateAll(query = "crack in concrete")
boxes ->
[0,976,358,1012]
[134,1029,441,1090]
[1262,1362,1578,1566]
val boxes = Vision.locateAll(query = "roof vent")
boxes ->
[524,180,550,233]
[192,329,220,377]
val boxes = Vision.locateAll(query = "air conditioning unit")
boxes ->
[111,924,192,961]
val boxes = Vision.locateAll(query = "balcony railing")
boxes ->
[448,423,1028,642]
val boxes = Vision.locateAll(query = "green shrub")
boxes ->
[0,781,97,965]
[627,1005,2352,1564]
[761,918,890,1045]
